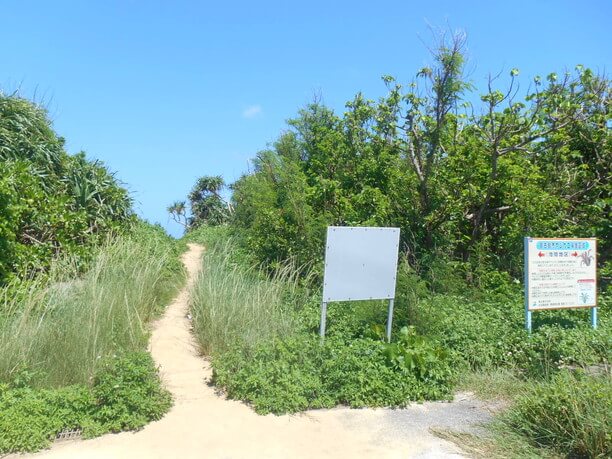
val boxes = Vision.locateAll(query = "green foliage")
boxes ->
[0,384,93,453]
[193,230,609,425]
[212,333,454,415]
[402,290,611,376]
[0,93,133,283]
[0,221,180,454]
[191,237,455,415]
[87,353,172,435]
[177,34,610,458]
[230,134,327,270]
[382,326,454,388]
[0,352,171,454]
[188,175,229,226]
[502,371,611,458]
[220,38,610,281]
[169,175,231,230]
[0,222,184,387]
[189,232,299,355]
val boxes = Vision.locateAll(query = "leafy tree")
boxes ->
[189,34,611,285]
[188,175,229,227]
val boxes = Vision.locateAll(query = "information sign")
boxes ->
[524,237,598,331]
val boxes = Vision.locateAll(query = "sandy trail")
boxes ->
[17,243,489,459]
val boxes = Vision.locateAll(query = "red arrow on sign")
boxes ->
[538,251,545,257]
[571,252,578,257]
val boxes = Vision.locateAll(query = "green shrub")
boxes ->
[0,352,171,454]
[402,292,610,376]
[382,326,455,396]
[88,352,172,435]
[192,237,457,414]
[193,227,609,424]
[0,95,134,284]
[213,335,331,414]
[0,384,93,453]
[212,331,454,415]
[502,371,611,458]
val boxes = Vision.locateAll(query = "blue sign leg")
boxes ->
[591,307,597,330]
[523,237,531,334]
[525,309,532,333]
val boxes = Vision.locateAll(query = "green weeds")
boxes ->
[190,236,300,355]
[191,228,611,459]
[190,229,455,414]
[212,333,453,415]
[0,352,171,454]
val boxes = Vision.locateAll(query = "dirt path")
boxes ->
[19,243,490,459]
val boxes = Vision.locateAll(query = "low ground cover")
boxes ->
[0,222,183,454]
[189,226,611,457]
[502,370,611,458]
[0,352,171,453]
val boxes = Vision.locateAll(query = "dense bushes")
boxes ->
[0,94,181,454]
[394,271,611,458]
[403,290,611,376]
[0,352,171,454]
[213,333,453,415]
[226,44,610,282]
[87,352,173,435]
[179,36,611,457]
[190,228,610,458]
[0,93,133,284]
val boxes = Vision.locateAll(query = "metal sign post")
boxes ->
[591,306,598,330]
[385,299,395,342]
[524,237,532,333]
[319,301,328,338]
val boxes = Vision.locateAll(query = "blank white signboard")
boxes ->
[322,226,400,302]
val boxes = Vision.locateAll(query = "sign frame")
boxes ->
[524,237,598,332]
[319,226,401,342]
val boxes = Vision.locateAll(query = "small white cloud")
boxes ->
[242,105,262,119]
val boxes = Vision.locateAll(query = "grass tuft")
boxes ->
[190,238,300,355]
[0,224,184,388]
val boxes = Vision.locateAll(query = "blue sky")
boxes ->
[1,1,610,237]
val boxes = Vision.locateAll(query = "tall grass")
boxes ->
[502,371,611,458]
[0,227,183,387]
[190,239,303,356]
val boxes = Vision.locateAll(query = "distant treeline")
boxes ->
[181,36,611,285]
[0,93,133,284]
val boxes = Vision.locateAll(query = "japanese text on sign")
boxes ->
[525,238,597,310]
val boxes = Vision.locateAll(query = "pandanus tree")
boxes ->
[168,175,232,230]
[0,92,133,283]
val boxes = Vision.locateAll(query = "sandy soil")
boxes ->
[14,243,490,459]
